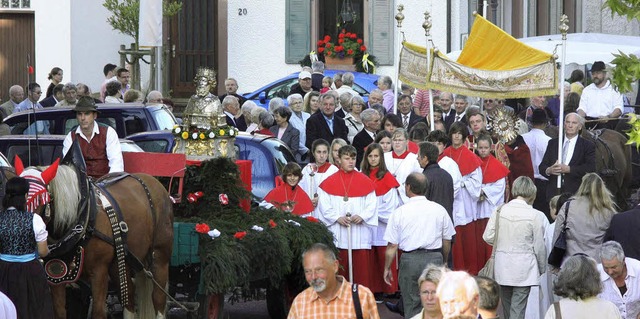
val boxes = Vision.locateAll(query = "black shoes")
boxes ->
[385,301,404,316]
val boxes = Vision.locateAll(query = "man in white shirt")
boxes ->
[99,63,117,102]
[521,108,552,219]
[384,172,455,318]
[577,61,624,129]
[598,241,640,319]
[335,72,358,98]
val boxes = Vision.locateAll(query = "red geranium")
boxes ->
[269,219,277,228]
[357,39,363,44]
[318,47,325,53]
[350,33,357,39]
[306,216,319,223]
[360,45,367,52]
[234,231,247,240]
[324,35,331,42]
[338,33,345,39]
[338,38,344,44]
[317,40,324,47]
[195,223,210,234]
[347,49,354,55]
[317,30,367,58]
[335,45,344,52]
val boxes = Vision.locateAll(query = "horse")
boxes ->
[16,158,174,319]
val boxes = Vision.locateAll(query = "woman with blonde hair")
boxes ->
[329,138,348,166]
[552,173,617,264]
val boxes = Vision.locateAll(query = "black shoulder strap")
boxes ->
[352,283,363,319]
[562,200,572,230]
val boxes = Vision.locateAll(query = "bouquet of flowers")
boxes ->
[317,29,367,59]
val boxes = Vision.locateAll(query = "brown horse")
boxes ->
[19,163,174,319]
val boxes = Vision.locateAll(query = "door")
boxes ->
[0,12,35,102]
[168,0,217,98]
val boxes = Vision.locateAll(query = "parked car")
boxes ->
[242,69,379,108]
[3,103,177,138]
[126,130,295,199]
[0,135,144,167]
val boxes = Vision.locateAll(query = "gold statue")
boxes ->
[183,67,225,129]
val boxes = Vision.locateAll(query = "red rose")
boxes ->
[306,216,319,223]
[318,47,325,53]
[360,45,367,52]
[234,231,247,240]
[338,33,345,39]
[317,40,324,47]
[347,49,354,55]
[324,35,331,42]
[269,219,277,228]
[357,39,363,44]
[195,223,210,234]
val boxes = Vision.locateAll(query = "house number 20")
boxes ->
[238,8,247,15]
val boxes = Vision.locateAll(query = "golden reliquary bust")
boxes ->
[183,67,225,129]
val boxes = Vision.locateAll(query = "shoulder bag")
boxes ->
[478,205,503,279]
[548,200,572,268]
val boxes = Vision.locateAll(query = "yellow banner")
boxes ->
[398,42,429,89]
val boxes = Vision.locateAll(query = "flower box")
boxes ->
[324,56,356,71]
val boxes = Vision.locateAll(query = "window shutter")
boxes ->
[285,0,311,64]
[368,0,394,65]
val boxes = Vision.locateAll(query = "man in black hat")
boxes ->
[522,108,552,219]
[577,61,624,129]
[62,96,123,178]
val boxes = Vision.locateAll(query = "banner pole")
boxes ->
[394,4,405,116]
[423,11,434,131]
[557,14,569,190]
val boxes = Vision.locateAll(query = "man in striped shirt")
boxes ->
[288,243,380,319]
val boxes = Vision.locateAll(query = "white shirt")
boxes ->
[383,152,423,204]
[562,135,578,165]
[598,257,640,319]
[62,123,124,174]
[373,186,400,246]
[288,111,310,155]
[577,80,624,117]
[522,128,551,180]
[0,291,16,319]
[335,85,358,99]
[477,177,506,220]
[384,196,455,251]
[299,164,339,217]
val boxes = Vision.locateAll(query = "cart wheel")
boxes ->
[197,293,224,319]
[266,283,294,319]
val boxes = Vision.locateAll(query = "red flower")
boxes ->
[306,216,319,223]
[318,47,325,53]
[317,40,324,47]
[195,223,210,234]
[350,33,357,39]
[338,38,344,44]
[269,219,277,228]
[345,32,352,38]
[234,231,247,240]
[347,49,354,55]
[335,46,344,52]
[324,35,331,42]
[360,45,367,52]
[338,33,345,39]
[325,43,332,48]
[357,39,363,44]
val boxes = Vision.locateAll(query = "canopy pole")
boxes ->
[394,4,405,116]
[423,10,434,131]
[483,0,488,17]
[557,14,569,190]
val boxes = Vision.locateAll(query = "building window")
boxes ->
[318,0,364,41]
[1,0,29,8]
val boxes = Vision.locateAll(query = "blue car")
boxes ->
[242,70,379,109]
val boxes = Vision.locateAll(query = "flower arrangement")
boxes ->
[172,125,239,140]
[317,29,367,59]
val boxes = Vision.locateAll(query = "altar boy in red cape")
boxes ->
[262,162,314,217]
[439,122,483,274]
[476,134,509,268]
[318,145,378,289]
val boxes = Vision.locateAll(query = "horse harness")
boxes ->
[588,129,618,177]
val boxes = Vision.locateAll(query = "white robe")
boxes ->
[317,188,378,250]
[384,152,422,204]
[299,164,338,217]
[438,156,462,199]
[477,177,506,220]
[453,167,482,226]
[373,188,400,247]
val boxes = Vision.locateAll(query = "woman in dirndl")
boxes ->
[0,176,53,319]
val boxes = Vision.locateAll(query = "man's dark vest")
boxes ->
[0,209,36,255]
[73,125,110,178]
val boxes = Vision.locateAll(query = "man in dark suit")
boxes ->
[222,95,247,131]
[397,94,422,132]
[452,94,469,126]
[352,109,381,168]
[539,112,596,202]
[305,93,349,151]
[39,84,64,108]
[418,141,454,218]
[439,92,456,132]
[604,192,640,260]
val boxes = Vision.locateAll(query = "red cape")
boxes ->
[439,146,482,176]
[369,168,400,196]
[408,141,418,154]
[264,184,314,216]
[392,150,411,159]
[480,155,510,184]
[319,169,375,197]
[317,161,333,173]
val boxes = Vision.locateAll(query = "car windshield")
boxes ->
[261,138,296,174]
[150,106,177,130]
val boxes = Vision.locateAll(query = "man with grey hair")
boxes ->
[352,108,381,167]
[439,92,456,132]
[377,75,394,113]
[311,60,325,91]
[597,240,640,319]
[453,95,469,124]
[287,93,310,161]
[222,95,247,131]
[437,271,480,318]
[368,89,384,109]
[55,83,78,107]
[336,72,358,98]
[332,73,343,90]
[384,172,455,318]
[269,97,285,114]
[305,93,349,151]
[0,85,24,119]
[146,90,164,104]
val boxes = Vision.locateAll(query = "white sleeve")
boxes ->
[33,213,48,242]
[317,188,339,226]
[463,167,483,199]
[62,132,74,157]
[359,191,378,227]
[106,127,124,173]
[483,178,506,206]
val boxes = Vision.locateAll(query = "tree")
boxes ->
[103,0,182,46]
[603,0,640,94]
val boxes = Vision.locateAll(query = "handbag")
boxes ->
[478,205,502,279]
[548,200,572,268]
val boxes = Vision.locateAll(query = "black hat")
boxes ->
[531,108,548,125]
[590,61,606,72]
[72,96,98,113]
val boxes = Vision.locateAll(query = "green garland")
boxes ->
[175,158,337,295]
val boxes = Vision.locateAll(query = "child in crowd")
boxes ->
[320,76,333,93]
